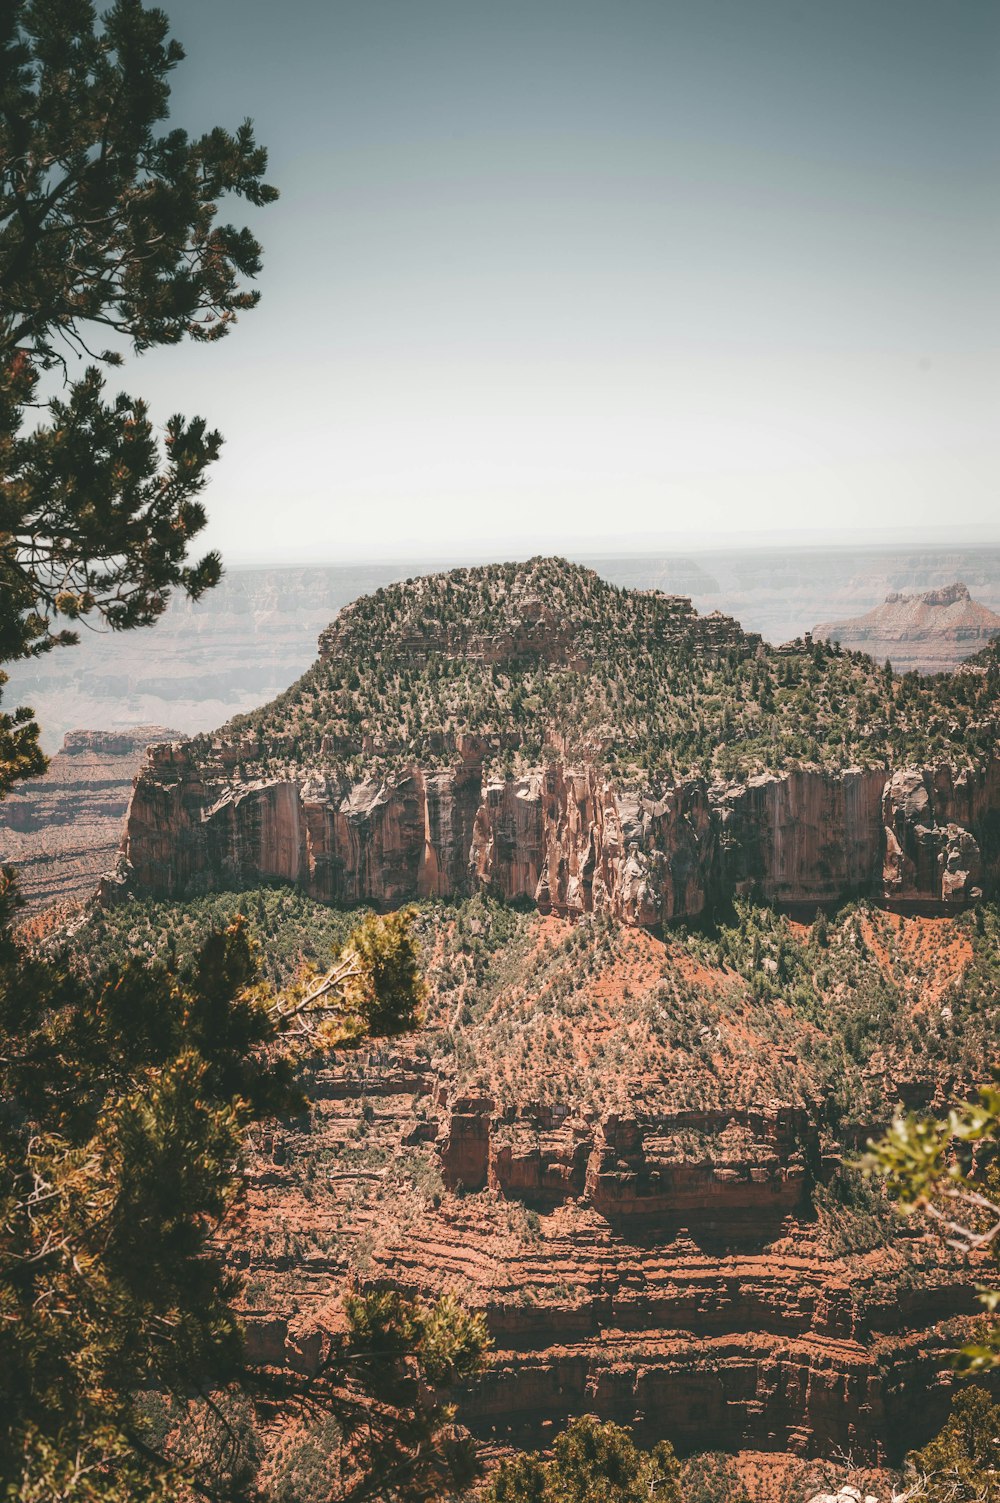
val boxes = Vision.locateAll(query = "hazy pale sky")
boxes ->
[114,0,998,562]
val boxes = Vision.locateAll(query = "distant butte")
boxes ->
[814,581,1000,674]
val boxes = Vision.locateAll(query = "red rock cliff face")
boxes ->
[882,760,1000,909]
[713,768,888,910]
[231,1046,989,1469]
[469,766,715,923]
[117,741,485,908]
[114,741,999,918]
[441,1096,811,1235]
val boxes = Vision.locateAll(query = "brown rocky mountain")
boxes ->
[813,582,1000,674]
[43,556,1000,1493]
[64,887,1000,1490]
[0,727,179,913]
[110,558,1000,920]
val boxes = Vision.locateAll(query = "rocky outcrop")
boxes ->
[583,1112,809,1231]
[448,1099,813,1233]
[114,741,999,919]
[113,739,486,908]
[230,1043,992,1470]
[814,582,1000,673]
[882,760,1000,909]
[712,768,887,911]
[107,559,1000,919]
[460,1326,972,1462]
[0,726,180,912]
[437,1090,494,1192]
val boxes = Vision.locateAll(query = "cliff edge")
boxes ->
[110,558,1000,919]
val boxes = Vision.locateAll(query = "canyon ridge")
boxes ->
[48,555,1000,1492]
[111,557,1000,923]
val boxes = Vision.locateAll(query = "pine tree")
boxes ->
[0,0,277,794]
[0,879,476,1500]
[481,1416,682,1503]
[904,1388,1000,1503]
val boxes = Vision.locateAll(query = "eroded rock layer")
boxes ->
[232,1049,982,1467]
[110,559,1000,919]
[114,741,998,918]
[216,904,998,1471]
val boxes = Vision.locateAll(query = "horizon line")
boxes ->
[218,522,1000,573]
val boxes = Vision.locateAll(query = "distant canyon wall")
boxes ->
[0,727,179,913]
[110,743,1000,919]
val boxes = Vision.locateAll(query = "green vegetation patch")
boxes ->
[58,891,1000,1139]
[205,557,1000,784]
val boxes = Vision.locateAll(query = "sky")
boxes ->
[112,0,999,564]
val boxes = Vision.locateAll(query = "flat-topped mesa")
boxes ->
[2,725,184,913]
[113,558,1000,918]
[59,726,180,757]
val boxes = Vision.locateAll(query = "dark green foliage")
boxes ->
[0,895,435,1500]
[346,1287,490,1388]
[131,1287,492,1503]
[0,670,45,799]
[221,557,1000,787]
[135,1387,263,1500]
[480,1416,682,1503]
[812,1165,897,1257]
[340,907,428,1037]
[0,911,294,1498]
[482,1454,548,1503]
[0,0,275,791]
[0,0,275,366]
[313,1289,489,1502]
[46,883,369,985]
[904,1387,1000,1502]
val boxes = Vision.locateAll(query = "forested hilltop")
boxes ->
[216,557,1000,784]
